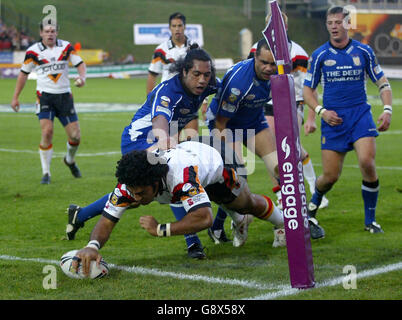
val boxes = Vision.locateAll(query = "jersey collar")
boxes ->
[168,36,189,49]
[329,38,352,51]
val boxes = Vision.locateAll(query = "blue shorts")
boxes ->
[36,91,78,126]
[321,103,378,152]
[208,111,268,145]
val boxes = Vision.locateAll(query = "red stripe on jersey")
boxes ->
[154,48,167,58]
[117,183,133,200]
[58,43,72,61]
[292,55,308,62]
[26,50,38,57]
[171,167,190,203]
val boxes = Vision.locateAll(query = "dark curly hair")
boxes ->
[170,43,216,87]
[115,150,169,190]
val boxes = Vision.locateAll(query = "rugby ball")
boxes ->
[74,78,83,87]
[60,249,109,279]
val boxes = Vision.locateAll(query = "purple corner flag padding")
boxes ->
[264,0,315,289]
[271,75,315,289]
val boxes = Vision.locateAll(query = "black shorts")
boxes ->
[191,136,247,204]
[36,91,78,125]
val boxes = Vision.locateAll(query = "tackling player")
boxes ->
[303,6,393,238]
[65,46,219,259]
[11,21,86,184]
[205,39,286,248]
[71,139,285,276]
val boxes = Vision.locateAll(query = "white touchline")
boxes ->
[0,254,277,290]
[244,261,402,300]
[1,254,401,298]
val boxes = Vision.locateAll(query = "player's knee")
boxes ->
[69,129,81,142]
[324,173,339,186]
[42,127,53,140]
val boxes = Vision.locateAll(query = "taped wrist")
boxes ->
[314,105,327,116]
[383,105,392,115]
[86,240,100,251]
[157,223,171,237]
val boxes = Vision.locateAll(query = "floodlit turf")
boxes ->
[0,78,401,300]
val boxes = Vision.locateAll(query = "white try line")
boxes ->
[0,254,277,291]
[1,254,400,299]
[245,261,402,300]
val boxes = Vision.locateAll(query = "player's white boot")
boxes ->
[319,196,329,209]
[272,227,286,247]
[231,214,253,247]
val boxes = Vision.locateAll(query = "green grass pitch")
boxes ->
[0,78,401,300]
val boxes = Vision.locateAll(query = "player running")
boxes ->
[303,6,393,238]
[11,21,86,184]
[66,46,219,259]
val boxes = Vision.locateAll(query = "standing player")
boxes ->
[248,12,329,209]
[147,12,208,140]
[66,47,219,259]
[11,21,86,184]
[70,139,285,275]
[205,39,286,248]
[303,6,393,238]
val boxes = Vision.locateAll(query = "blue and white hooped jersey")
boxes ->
[304,39,384,109]
[207,58,272,130]
[122,74,218,152]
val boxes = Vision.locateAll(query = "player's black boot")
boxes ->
[207,228,231,244]
[66,204,84,240]
[307,202,325,239]
[187,243,206,259]
[364,222,384,233]
[40,173,51,184]
[64,157,82,178]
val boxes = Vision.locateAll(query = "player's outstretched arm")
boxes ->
[11,72,29,112]
[73,216,116,276]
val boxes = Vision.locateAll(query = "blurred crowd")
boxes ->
[0,19,36,51]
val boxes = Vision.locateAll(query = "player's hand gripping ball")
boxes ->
[74,78,84,87]
[60,249,109,279]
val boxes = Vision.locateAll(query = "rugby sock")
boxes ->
[66,140,80,164]
[311,186,325,208]
[259,195,284,228]
[302,155,317,195]
[211,207,227,231]
[362,180,379,226]
[39,144,53,176]
[170,204,201,248]
[224,209,245,225]
[272,185,282,203]
[77,194,110,223]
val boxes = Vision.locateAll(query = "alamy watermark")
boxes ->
[42,265,57,290]
[342,265,357,290]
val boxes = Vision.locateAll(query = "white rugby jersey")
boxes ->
[148,37,193,82]
[250,40,309,102]
[103,141,225,221]
[21,39,83,94]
